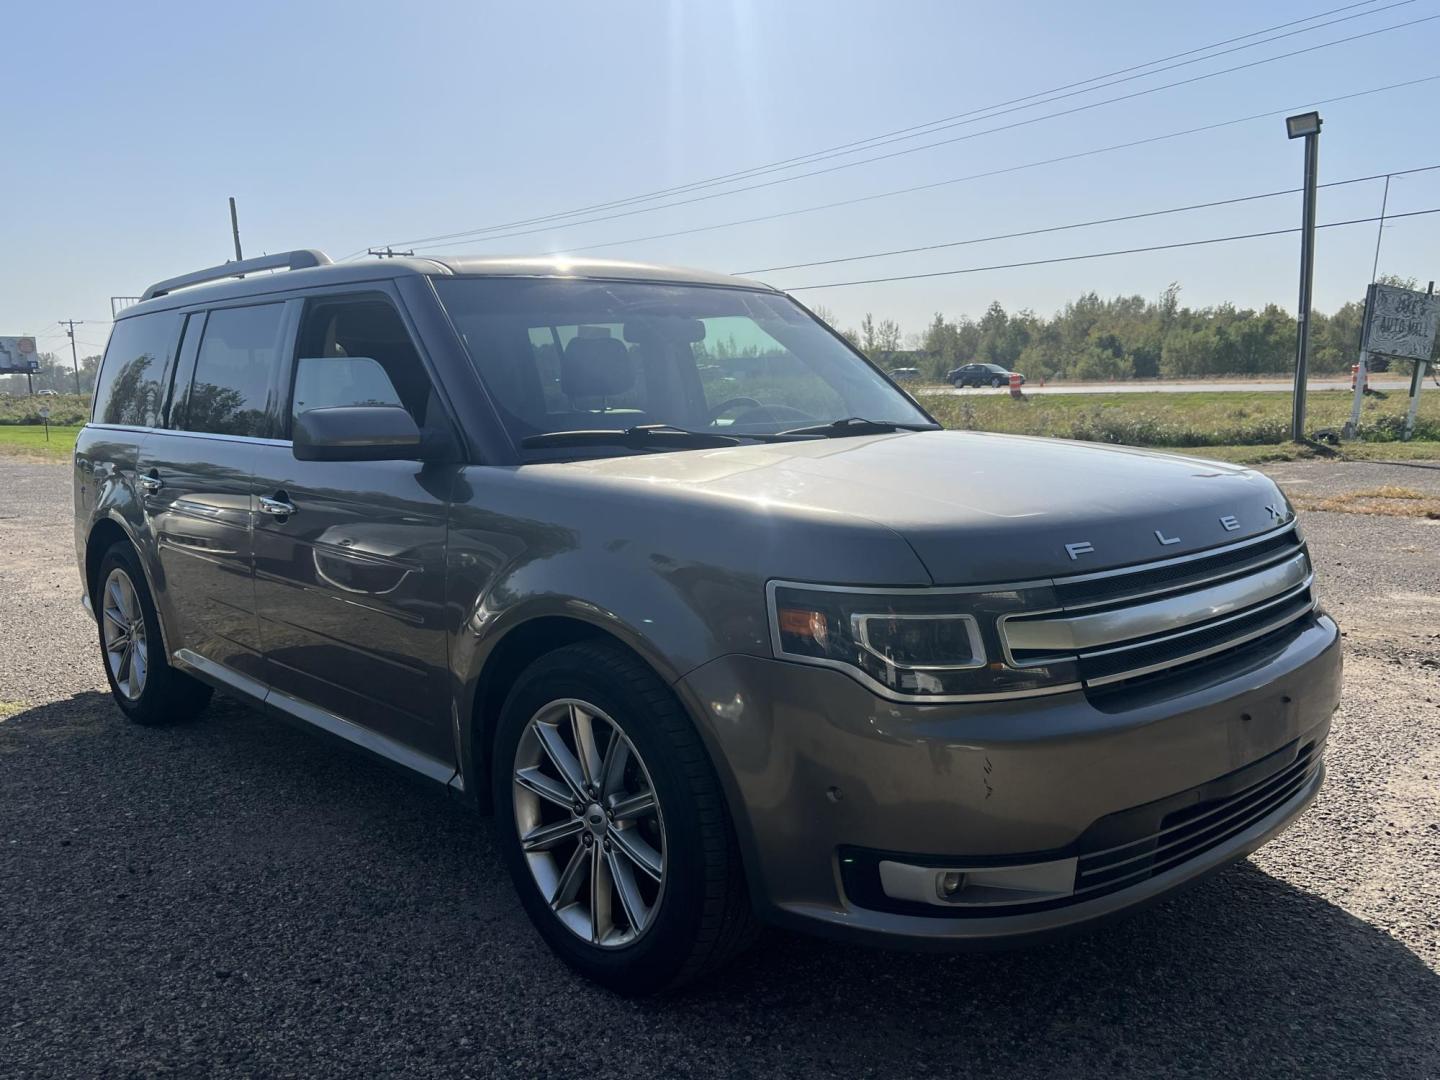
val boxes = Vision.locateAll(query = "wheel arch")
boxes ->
[463,613,691,815]
[85,513,171,657]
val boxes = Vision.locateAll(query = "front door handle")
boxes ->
[259,496,297,517]
[138,473,163,493]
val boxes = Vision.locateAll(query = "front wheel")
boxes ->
[991,376,1004,388]
[493,640,756,994]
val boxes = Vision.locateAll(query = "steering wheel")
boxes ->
[708,396,762,421]
[727,404,816,427]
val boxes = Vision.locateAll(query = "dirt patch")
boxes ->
[1290,485,1440,519]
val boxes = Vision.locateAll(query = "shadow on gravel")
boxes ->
[2,692,1436,1078]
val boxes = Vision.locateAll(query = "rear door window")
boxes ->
[179,304,287,437]
[92,311,183,427]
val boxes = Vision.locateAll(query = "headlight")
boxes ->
[767,581,1079,701]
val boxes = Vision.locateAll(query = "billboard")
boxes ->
[0,336,40,375]
[1364,284,1440,362]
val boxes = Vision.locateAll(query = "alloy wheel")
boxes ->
[512,698,666,948]
[101,567,148,701]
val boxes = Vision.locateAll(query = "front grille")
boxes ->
[1074,741,1322,900]
[1076,588,1315,685]
[1004,525,1315,690]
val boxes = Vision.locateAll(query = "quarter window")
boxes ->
[91,312,182,427]
[181,304,286,437]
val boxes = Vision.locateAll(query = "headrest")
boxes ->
[562,336,634,398]
[623,317,706,344]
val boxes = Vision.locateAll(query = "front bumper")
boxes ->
[674,612,1341,948]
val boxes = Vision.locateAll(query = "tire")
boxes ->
[94,540,212,725]
[492,640,757,995]
[991,376,1004,388]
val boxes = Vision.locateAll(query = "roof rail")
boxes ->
[140,249,333,301]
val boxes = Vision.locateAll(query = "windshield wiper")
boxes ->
[522,424,745,450]
[522,423,828,450]
[778,416,941,438]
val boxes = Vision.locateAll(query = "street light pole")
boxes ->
[1286,111,1322,442]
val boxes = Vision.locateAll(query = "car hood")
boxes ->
[544,431,1292,584]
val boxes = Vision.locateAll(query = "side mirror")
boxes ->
[293,405,422,462]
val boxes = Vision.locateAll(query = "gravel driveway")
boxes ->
[2,457,1437,1079]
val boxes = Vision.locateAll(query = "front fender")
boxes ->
[448,543,771,800]
[442,462,930,805]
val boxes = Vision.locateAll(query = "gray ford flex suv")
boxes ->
[75,250,1340,994]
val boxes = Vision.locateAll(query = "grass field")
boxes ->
[923,388,1440,447]
[0,425,81,459]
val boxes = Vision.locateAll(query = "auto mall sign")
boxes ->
[1364,283,1440,363]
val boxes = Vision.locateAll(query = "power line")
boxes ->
[396,11,1438,253]
[376,0,1407,248]
[487,74,1440,260]
[781,207,1440,291]
[738,164,1440,275]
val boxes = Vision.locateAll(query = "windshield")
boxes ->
[433,278,932,449]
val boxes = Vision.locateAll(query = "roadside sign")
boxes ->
[1363,283,1440,362]
[0,336,40,375]
[38,404,50,442]
[1347,283,1438,441]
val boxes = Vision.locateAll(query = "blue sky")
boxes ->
[6,0,1440,355]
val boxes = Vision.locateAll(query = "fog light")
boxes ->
[937,871,966,899]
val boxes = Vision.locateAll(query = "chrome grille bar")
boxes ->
[1005,552,1310,655]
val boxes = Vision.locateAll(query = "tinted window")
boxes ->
[163,313,206,430]
[288,297,428,429]
[182,304,286,437]
[92,312,182,427]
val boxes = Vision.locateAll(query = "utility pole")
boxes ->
[367,246,414,259]
[1285,111,1323,442]
[1370,174,1391,284]
[58,319,84,395]
[229,197,243,262]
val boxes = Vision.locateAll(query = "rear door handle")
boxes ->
[259,496,297,517]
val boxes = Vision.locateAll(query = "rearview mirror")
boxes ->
[293,405,422,462]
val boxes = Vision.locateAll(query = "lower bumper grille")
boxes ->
[839,738,1324,920]
[1073,741,1322,901]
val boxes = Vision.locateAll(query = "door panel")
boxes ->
[251,452,456,763]
[138,430,261,679]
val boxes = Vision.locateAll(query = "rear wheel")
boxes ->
[493,640,756,994]
[95,541,212,725]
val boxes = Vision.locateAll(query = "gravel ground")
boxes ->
[2,456,1437,1079]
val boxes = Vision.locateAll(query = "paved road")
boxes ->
[917,377,1416,396]
[2,457,1438,1079]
